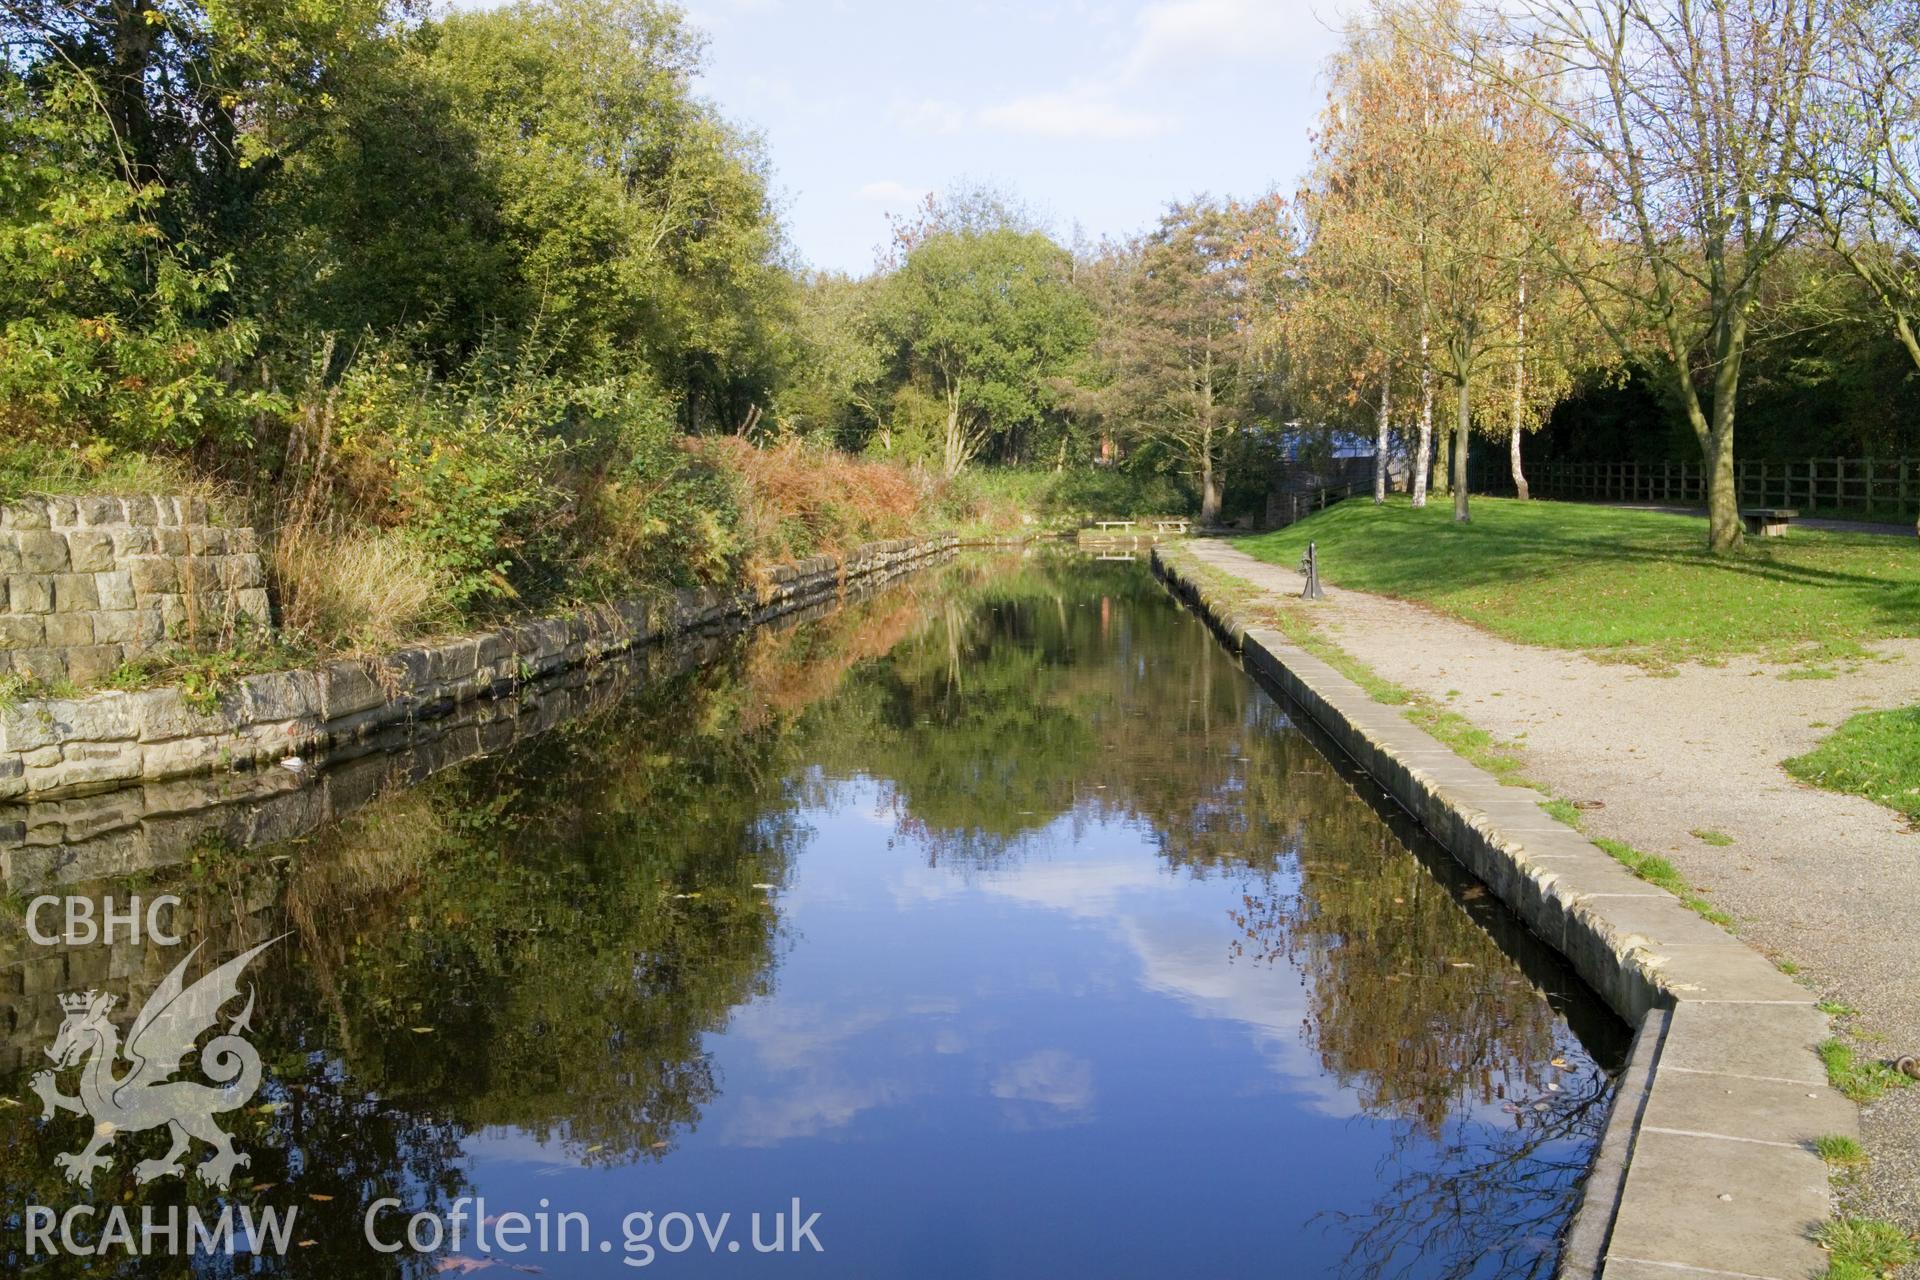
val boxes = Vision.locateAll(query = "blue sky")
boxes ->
[668,0,1361,274]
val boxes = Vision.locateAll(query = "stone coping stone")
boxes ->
[1,533,959,801]
[1151,540,1851,1280]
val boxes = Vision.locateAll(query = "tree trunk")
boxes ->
[1199,447,1222,526]
[1511,273,1529,501]
[1433,426,1450,498]
[1452,378,1471,523]
[1412,334,1433,508]
[1704,414,1740,552]
[942,382,967,480]
[1373,366,1391,504]
[1699,320,1745,551]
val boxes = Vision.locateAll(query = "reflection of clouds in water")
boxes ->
[728,998,957,1073]
[967,848,1361,1118]
[722,1077,917,1148]
[727,1002,896,1072]
[464,1125,590,1170]
[991,1049,1095,1113]
[719,998,956,1146]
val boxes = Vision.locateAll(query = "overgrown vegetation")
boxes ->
[1817,1134,1868,1167]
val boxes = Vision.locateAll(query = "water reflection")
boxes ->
[0,552,1625,1278]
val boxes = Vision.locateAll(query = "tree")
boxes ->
[1300,4,1593,521]
[1292,56,1425,505]
[777,271,891,448]
[1803,1,1920,373]
[875,226,1093,478]
[1100,198,1287,525]
[1446,0,1827,549]
[1305,13,1454,508]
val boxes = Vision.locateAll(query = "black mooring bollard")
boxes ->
[1299,541,1325,601]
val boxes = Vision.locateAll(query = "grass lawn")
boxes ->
[1786,705,1920,823]
[1239,496,1920,669]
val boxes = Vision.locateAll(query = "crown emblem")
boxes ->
[58,990,97,1014]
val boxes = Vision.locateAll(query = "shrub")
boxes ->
[693,436,925,568]
[568,422,745,595]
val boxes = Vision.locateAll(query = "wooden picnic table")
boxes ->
[1152,519,1190,533]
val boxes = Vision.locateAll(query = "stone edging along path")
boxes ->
[0,534,958,804]
[1153,539,1851,1280]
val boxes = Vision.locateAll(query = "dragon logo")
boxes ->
[27,936,284,1190]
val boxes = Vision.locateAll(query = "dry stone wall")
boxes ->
[1,495,269,686]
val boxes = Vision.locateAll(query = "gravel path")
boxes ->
[1192,538,1920,1246]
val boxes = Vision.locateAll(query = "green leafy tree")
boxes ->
[876,226,1094,478]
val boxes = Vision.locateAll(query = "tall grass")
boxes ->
[272,519,456,653]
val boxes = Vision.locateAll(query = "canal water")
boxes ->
[0,551,1626,1278]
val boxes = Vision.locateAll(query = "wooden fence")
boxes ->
[1530,458,1920,518]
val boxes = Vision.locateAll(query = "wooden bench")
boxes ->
[1741,507,1798,537]
[1152,519,1190,534]
[1094,520,1137,533]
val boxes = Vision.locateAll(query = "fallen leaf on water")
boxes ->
[307,1194,334,1202]
[411,1027,435,1034]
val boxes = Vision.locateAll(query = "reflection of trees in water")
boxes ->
[0,553,1614,1278]
[796,555,1573,1119]
[1318,1067,1614,1280]
[790,554,1612,1277]
[1229,822,1563,1136]
[0,580,963,1278]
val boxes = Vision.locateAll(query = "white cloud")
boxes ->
[855,179,930,205]
[894,97,971,135]
[1121,0,1356,79]
[978,89,1174,140]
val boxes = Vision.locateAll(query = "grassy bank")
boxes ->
[1787,706,1920,823]
[1240,497,1920,669]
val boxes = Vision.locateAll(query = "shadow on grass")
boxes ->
[1238,499,1920,649]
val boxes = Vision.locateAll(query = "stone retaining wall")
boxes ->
[1153,540,1850,1280]
[1,495,268,686]
[0,560,911,893]
[0,534,956,803]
